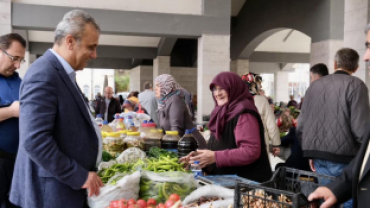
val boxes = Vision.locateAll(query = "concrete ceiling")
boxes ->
[27,30,161,47]
[231,0,246,16]
[254,29,311,53]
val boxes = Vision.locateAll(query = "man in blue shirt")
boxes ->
[0,33,26,208]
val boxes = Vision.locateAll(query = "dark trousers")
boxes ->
[0,157,19,208]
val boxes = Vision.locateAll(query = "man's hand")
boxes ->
[309,159,316,172]
[272,147,280,157]
[9,101,20,118]
[82,172,104,197]
[308,187,337,208]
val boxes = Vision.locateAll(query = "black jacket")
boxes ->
[297,71,370,164]
[95,97,122,122]
[326,121,370,208]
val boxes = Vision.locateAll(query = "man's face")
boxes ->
[105,88,113,99]
[0,41,26,77]
[310,72,320,83]
[71,24,99,70]
[364,31,370,75]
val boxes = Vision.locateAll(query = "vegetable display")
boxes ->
[102,150,113,162]
[147,147,178,159]
[140,156,187,172]
[98,163,134,184]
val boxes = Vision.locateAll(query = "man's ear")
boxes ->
[65,35,76,50]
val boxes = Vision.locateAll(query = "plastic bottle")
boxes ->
[101,120,113,132]
[116,119,126,132]
[191,161,203,179]
[110,114,121,131]
[95,114,103,127]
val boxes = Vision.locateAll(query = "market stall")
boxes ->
[92,112,337,208]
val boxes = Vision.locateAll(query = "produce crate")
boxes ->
[234,167,340,208]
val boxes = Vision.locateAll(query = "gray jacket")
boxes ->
[158,95,206,149]
[297,71,370,164]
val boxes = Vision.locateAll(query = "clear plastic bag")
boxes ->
[182,185,234,208]
[116,147,146,164]
[139,170,197,203]
[88,171,141,208]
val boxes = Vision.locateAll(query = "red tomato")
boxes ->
[110,200,120,208]
[157,203,166,208]
[137,199,147,208]
[128,205,136,208]
[118,202,128,208]
[165,200,175,208]
[128,199,136,205]
[169,194,180,202]
[147,199,157,206]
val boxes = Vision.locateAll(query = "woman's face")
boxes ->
[154,82,161,99]
[212,85,228,106]
[125,105,134,112]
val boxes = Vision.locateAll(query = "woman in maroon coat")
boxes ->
[180,72,272,182]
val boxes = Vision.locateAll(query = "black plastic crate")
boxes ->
[234,167,340,208]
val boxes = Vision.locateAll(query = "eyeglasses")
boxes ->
[0,48,26,64]
[212,87,225,94]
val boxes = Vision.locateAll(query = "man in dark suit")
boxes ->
[308,23,370,208]
[9,10,103,208]
[95,86,121,122]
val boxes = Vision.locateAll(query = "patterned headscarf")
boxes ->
[154,74,183,109]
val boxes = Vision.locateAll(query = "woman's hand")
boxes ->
[189,150,216,168]
[179,151,198,170]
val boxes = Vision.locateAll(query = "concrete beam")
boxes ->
[29,42,157,59]
[12,3,230,38]
[131,59,143,68]
[249,52,310,63]
[87,58,133,69]
[157,38,177,56]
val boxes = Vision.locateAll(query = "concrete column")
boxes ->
[344,0,369,85]
[274,71,289,103]
[153,56,170,79]
[0,0,11,36]
[18,52,36,79]
[231,59,249,75]
[197,34,230,123]
[310,39,343,74]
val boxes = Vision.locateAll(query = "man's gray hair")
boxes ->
[54,10,100,45]
[334,48,359,72]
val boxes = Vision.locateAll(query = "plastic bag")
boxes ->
[194,198,233,208]
[139,170,197,203]
[182,185,234,205]
[88,171,141,208]
[116,147,146,164]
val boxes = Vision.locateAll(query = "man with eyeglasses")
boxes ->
[0,33,26,208]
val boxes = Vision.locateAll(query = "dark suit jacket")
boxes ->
[95,97,121,122]
[326,121,370,208]
[10,50,99,208]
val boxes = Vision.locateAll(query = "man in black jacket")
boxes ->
[95,86,121,122]
[308,23,370,208]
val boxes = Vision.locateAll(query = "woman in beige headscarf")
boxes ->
[154,74,206,148]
